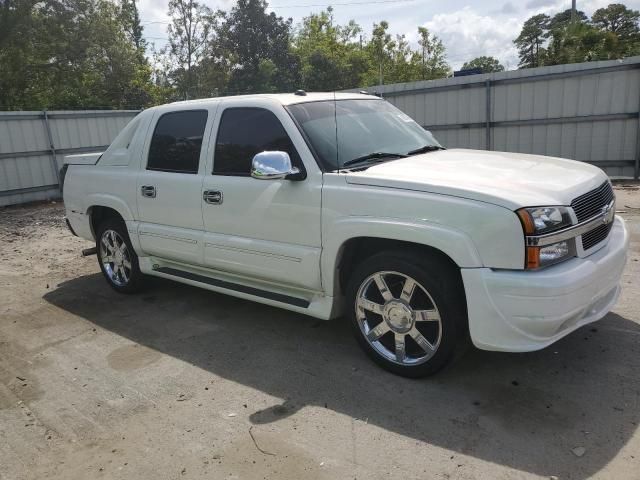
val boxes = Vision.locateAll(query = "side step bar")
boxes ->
[154,266,310,308]
[82,247,97,257]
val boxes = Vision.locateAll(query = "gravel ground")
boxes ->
[1,185,639,480]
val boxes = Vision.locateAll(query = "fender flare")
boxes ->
[85,194,135,222]
[322,216,483,295]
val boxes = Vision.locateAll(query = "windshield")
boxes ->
[287,99,441,171]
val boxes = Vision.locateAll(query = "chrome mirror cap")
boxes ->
[251,151,300,180]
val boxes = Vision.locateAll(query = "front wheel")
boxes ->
[96,218,143,293]
[346,251,467,377]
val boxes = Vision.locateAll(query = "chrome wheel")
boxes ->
[355,271,442,366]
[100,229,132,287]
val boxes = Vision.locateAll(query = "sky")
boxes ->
[137,0,640,70]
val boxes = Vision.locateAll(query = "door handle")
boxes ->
[203,190,223,205]
[141,185,156,198]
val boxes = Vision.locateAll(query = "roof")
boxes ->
[169,91,377,107]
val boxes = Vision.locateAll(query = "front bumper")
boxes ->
[462,216,629,352]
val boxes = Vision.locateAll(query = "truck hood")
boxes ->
[345,149,608,210]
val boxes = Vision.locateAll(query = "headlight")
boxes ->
[517,206,575,269]
[516,206,573,235]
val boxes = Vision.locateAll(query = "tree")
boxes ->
[514,3,640,70]
[0,0,156,110]
[514,14,551,68]
[592,3,640,38]
[462,56,505,73]
[548,8,589,32]
[592,3,640,55]
[166,0,216,99]
[215,0,300,94]
[416,26,449,80]
[293,8,367,90]
[546,22,611,65]
[367,21,394,86]
[120,0,145,50]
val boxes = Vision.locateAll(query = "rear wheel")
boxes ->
[346,251,466,377]
[96,218,143,293]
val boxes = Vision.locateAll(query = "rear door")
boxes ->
[200,99,323,291]
[136,107,215,265]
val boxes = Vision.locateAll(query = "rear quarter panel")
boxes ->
[63,110,153,242]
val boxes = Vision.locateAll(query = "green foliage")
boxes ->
[215,0,300,94]
[293,8,367,90]
[416,26,450,80]
[548,8,589,32]
[546,22,612,64]
[592,3,640,55]
[514,14,551,68]
[515,3,640,69]
[461,56,505,73]
[4,0,640,108]
[0,0,156,110]
[120,0,145,50]
[165,0,219,100]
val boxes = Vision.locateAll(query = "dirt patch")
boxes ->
[107,344,162,372]
[0,194,639,480]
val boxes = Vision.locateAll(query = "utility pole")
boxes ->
[571,0,577,23]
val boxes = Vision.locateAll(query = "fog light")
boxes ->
[540,241,570,263]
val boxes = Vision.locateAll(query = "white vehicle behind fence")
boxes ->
[61,92,629,377]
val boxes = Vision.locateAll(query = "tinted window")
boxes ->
[147,110,208,174]
[213,108,301,175]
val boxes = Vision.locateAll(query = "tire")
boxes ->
[346,250,467,378]
[96,217,144,294]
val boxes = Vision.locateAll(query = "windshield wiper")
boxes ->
[342,152,407,168]
[406,145,446,156]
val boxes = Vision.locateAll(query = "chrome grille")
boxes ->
[581,223,613,250]
[571,181,614,223]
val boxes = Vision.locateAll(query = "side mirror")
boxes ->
[251,151,300,180]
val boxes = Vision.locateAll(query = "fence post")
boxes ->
[42,110,61,189]
[636,110,640,180]
[485,79,492,151]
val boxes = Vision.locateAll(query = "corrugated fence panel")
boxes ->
[348,56,640,179]
[0,110,139,206]
[4,60,640,207]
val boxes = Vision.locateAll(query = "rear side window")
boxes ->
[147,110,208,174]
[213,108,301,175]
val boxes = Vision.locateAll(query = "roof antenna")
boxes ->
[334,90,340,172]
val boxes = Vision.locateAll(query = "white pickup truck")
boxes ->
[62,92,629,377]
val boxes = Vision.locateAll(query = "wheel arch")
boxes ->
[323,218,482,298]
[334,237,462,297]
[87,203,130,240]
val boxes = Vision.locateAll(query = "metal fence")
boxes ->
[0,110,139,206]
[350,56,640,180]
[3,58,639,207]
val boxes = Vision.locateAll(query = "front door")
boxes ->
[136,108,213,265]
[200,101,323,291]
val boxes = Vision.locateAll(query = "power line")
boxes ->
[140,0,417,22]
[270,0,417,7]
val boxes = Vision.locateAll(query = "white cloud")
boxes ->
[498,2,519,15]
[525,0,556,9]
[137,0,640,72]
[423,7,522,70]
